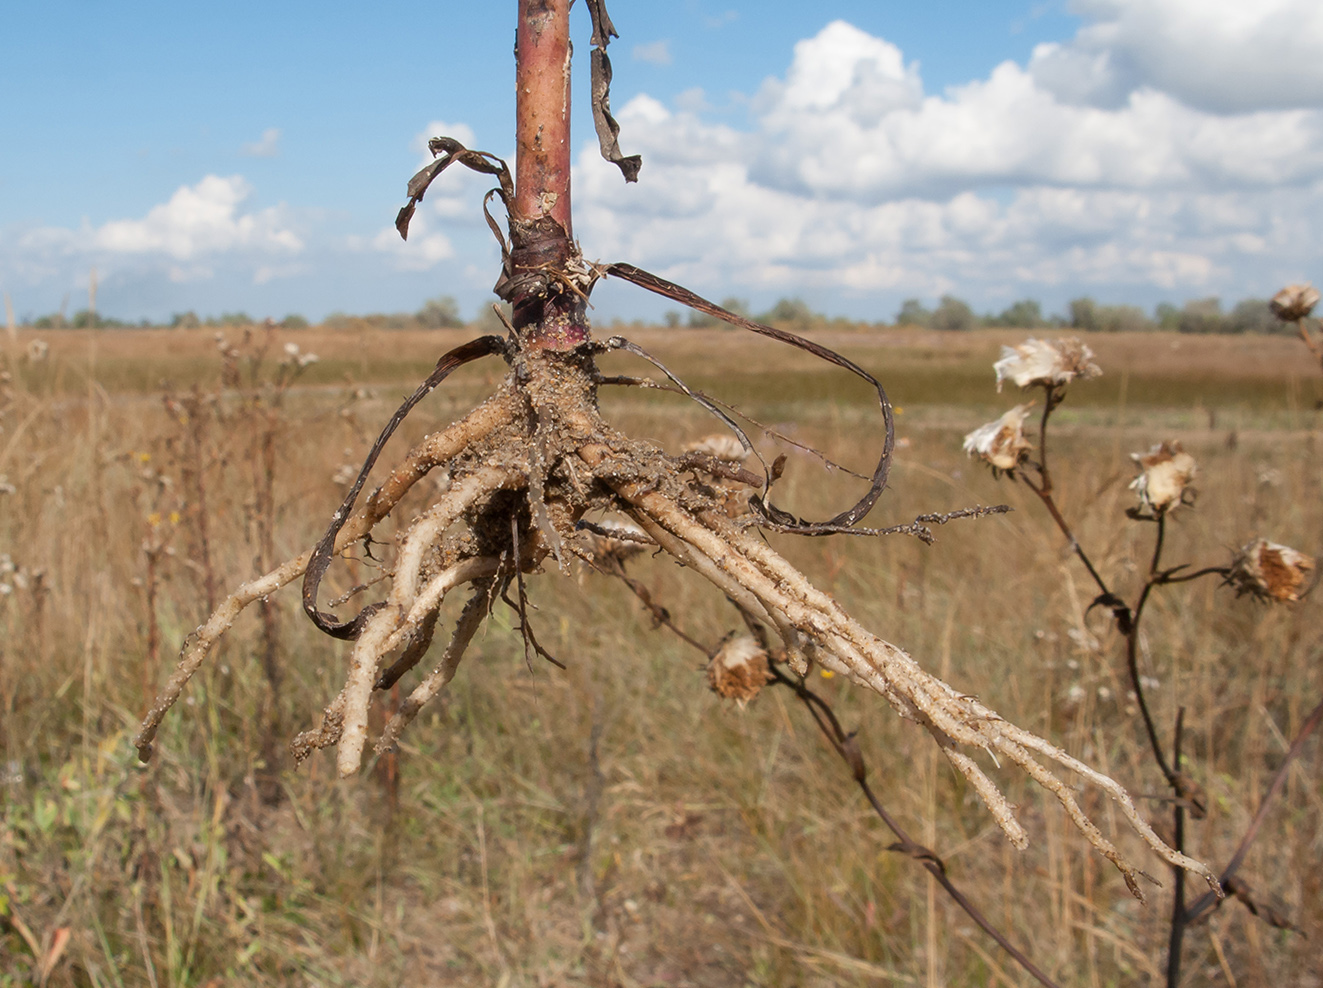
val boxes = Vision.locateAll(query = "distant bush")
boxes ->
[1097,305,1151,333]
[1177,298,1224,334]
[931,295,978,332]
[895,298,932,327]
[1069,297,1098,331]
[1227,298,1277,334]
[986,299,1046,329]
[1070,297,1154,332]
[417,296,463,329]
[323,311,353,329]
[170,311,201,329]
[1155,302,1181,331]
[282,314,310,330]
[759,297,816,326]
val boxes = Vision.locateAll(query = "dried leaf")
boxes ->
[586,0,641,183]
[395,137,513,241]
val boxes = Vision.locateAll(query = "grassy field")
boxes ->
[2,324,1321,987]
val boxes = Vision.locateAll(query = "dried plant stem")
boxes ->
[1166,709,1189,987]
[1128,515,1177,784]
[767,664,1064,988]
[608,553,1060,986]
[1184,692,1323,925]
[1018,386,1114,599]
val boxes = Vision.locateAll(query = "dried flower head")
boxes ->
[707,636,771,705]
[994,338,1101,392]
[685,433,748,462]
[1129,441,1196,514]
[1228,538,1314,602]
[963,403,1034,473]
[1269,284,1320,322]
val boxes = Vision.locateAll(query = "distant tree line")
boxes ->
[14,291,1299,335]
[894,294,1285,334]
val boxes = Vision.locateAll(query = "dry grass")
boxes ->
[2,324,1321,986]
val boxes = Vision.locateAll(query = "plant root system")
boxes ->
[134,323,1219,901]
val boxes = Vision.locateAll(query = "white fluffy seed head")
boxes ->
[1129,441,1197,514]
[963,403,1034,472]
[994,338,1101,392]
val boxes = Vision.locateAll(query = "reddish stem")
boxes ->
[510,0,588,351]
[515,0,574,233]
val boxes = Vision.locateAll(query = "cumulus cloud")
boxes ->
[2,174,304,306]
[368,223,454,271]
[574,13,1323,309]
[241,127,282,157]
[92,175,302,259]
[1030,0,1323,114]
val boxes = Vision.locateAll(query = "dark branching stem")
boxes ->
[605,570,1061,988]
[1008,384,1316,985]
[1183,692,1323,927]
[1130,514,1177,785]
[1016,384,1114,599]
[762,662,1064,988]
[1166,708,1189,987]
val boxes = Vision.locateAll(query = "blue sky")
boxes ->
[3,0,1321,324]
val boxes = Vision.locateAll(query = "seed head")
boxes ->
[994,338,1100,392]
[1228,538,1314,602]
[1129,441,1196,515]
[685,434,748,462]
[1269,284,1320,322]
[963,403,1034,473]
[707,637,771,706]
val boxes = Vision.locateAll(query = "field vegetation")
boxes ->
[2,322,1320,986]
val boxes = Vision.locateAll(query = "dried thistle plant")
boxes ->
[1272,282,1323,371]
[134,0,1218,904]
[963,332,1321,984]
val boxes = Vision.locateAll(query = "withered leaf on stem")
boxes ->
[396,137,513,241]
[586,0,642,182]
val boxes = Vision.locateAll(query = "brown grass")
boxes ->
[2,324,1320,986]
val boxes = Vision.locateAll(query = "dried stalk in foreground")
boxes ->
[134,0,1218,902]
[967,336,1316,983]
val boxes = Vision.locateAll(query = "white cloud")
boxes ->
[93,175,302,259]
[241,127,281,157]
[1031,0,1323,113]
[2,175,304,304]
[574,14,1323,310]
[368,222,453,271]
[633,40,672,66]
